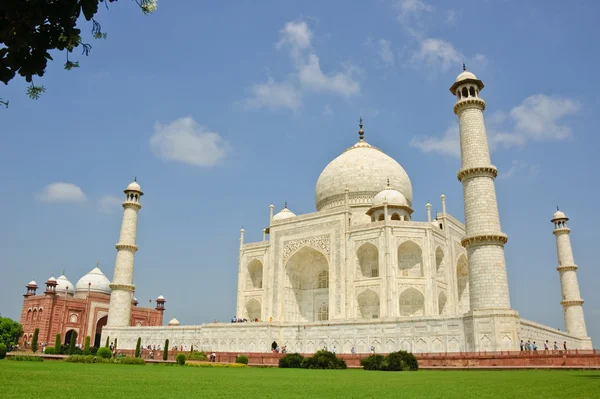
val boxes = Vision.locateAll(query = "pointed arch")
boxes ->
[391,213,401,221]
[399,287,425,316]
[438,291,448,315]
[26,309,32,321]
[356,242,379,278]
[357,289,380,319]
[245,298,261,321]
[284,246,329,322]
[435,247,444,273]
[246,259,263,289]
[398,241,423,277]
[457,254,470,314]
[32,309,38,322]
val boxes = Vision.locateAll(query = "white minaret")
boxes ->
[450,66,511,311]
[107,179,143,327]
[551,209,589,341]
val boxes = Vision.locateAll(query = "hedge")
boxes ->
[0,343,7,359]
[176,353,186,366]
[186,362,247,368]
[65,355,145,365]
[44,347,55,355]
[31,328,39,353]
[7,355,43,362]
[360,354,385,370]
[83,336,91,355]
[279,353,304,368]
[187,351,207,361]
[97,347,112,359]
[54,334,61,353]
[301,350,346,369]
[360,351,418,371]
[236,355,248,365]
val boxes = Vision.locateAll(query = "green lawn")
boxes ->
[1,361,599,398]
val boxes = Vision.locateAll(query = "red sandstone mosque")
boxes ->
[19,265,165,348]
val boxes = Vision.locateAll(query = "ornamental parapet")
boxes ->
[457,165,498,182]
[109,283,135,291]
[557,264,578,272]
[454,97,486,114]
[553,227,571,234]
[115,243,138,252]
[461,233,508,248]
[561,299,584,306]
[122,201,142,210]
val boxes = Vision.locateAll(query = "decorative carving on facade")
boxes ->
[398,284,425,295]
[461,233,508,248]
[453,241,467,261]
[395,237,423,248]
[355,285,380,296]
[457,165,498,182]
[283,234,331,264]
[354,237,379,249]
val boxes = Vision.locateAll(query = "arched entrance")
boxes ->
[245,299,261,321]
[94,316,108,347]
[64,329,75,345]
[284,246,329,322]
[456,255,469,314]
[357,289,380,319]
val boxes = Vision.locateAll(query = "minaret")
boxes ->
[551,209,589,340]
[107,179,143,327]
[450,66,511,311]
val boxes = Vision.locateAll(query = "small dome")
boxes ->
[168,318,180,326]
[28,280,37,286]
[455,70,477,82]
[157,295,165,300]
[126,180,142,192]
[553,209,567,220]
[75,267,111,295]
[273,206,296,221]
[47,276,57,283]
[373,187,408,207]
[55,274,75,295]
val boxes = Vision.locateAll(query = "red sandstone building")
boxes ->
[20,265,164,348]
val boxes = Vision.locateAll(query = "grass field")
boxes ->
[1,361,599,398]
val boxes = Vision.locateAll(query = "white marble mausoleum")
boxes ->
[102,69,593,353]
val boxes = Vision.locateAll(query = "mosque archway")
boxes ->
[399,288,425,316]
[284,246,329,322]
[357,289,380,319]
[456,255,470,314]
[94,316,108,347]
[398,241,423,277]
[356,243,379,278]
[64,329,75,345]
[435,247,444,274]
[246,260,263,290]
[438,291,448,315]
[245,299,262,321]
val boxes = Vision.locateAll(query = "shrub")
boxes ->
[44,347,55,355]
[186,362,247,368]
[114,338,118,353]
[54,334,61,353]
[65,355,95,363]
[176,353,186,366]
[163,339,169,361]
[105,336,109,348]
[360,354,385,371]
[279,353,304,368]
[135,338,141,358]
[190,345,193,352]
[7,355,43,362]
[68,331,78,355]
[383,351,418,371]
[31,328,39,353]
[118,357,145,365]
[236,355,248,365]
[83,336,91,355]
[90,346,98,356]
[65,355,145,365]
[187,351,207,361]
[97,347,112,359]
[0,343,7,359]
[302,350,346,370]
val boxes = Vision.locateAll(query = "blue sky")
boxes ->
[1,0,599,345]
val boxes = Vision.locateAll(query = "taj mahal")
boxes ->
[95,68,592,353]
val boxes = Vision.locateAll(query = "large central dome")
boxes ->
[315,139,412,211]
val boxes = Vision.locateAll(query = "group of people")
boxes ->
[230,316,260,323]
[520,339,568,352]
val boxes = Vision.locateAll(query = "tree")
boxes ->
[31,328,39,353]
[163,339,169,361]
[83,336,91,355]
[0,316,23,349]
[54,334,61,353]
[135,337,141,358]
[105,336,109,348]
[68,330,78,355]
[0,0,158,104]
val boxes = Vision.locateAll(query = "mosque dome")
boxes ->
[27,280,37,287]
[126,180,142,192]
[75,266,111,295]
[157,295,165,300]
[315,136,412,211]
[55,274,75,295]
[552,209,567,220]
[47,276,57,283]
[272,205,296,221]
[373,186,408,207]
[455,70,477,82]
[168,318,180,326]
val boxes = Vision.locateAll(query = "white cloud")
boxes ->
[397,0,433,19]
[97,195,123,214]
[149,117,229,167]
[323,104,333,116]
[245,78,303,111]
[245,20,360,110]
[36,183,87,203]
[498,160,540,179]
[410,94,581,157]
[410,125,460,157]
[413,38,463,71]
[377,39,395,67]
[446,9,458,25]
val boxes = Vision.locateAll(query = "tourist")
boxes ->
[332,346,337,354]
[520,340,524,351]
[553,342,558,351]
[563,341,567,351]
[544,340,549,351]
[351,347,356,355]
[532,342,537,351]
[525,340,531,351]
[370,345,375,354]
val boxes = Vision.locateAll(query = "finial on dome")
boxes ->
[557,206,560,211]
[386,178,390,188]
[462,63,466,71]
[96,261,99,267]
[358,117,364,141]
[284,201,288,209]
[134,176,137,182]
